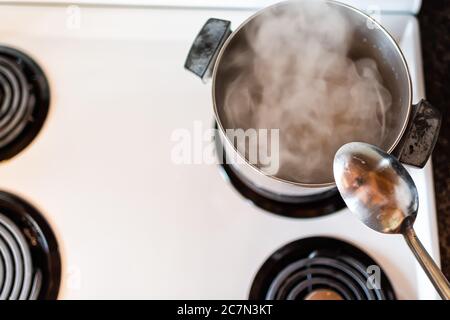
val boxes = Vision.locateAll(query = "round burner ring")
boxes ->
[0,46,50,161]
[249,237,396,300]
[0,191,61,300]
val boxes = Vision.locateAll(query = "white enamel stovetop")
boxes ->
[0,0,441,299]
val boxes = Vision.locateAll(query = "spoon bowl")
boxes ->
[333,142,450,300]
[333,142,418,234]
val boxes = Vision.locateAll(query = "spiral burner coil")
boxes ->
[249,237,396,300]
[0,46,50,161]
[0,191,60,300]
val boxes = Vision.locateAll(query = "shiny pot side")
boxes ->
[185,0,441,199]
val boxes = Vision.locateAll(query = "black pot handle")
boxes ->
[397,99,442,168]
[184,18,231,81]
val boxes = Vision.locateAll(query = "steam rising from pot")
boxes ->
[221,0,392,184]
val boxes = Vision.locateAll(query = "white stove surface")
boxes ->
[0,3,441,299]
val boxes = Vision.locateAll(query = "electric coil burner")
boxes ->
[0,1,438,299]
[214,125,345,218]
[0,46,50,161]
[249,237,396,300]
[0,191,60,300]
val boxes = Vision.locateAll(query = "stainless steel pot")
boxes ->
[185,0,441,201]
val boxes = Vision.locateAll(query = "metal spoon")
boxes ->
[333,142,450,300]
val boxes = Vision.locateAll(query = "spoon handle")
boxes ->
[403,226,450,300]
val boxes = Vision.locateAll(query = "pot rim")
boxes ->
[211,0,413,188]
